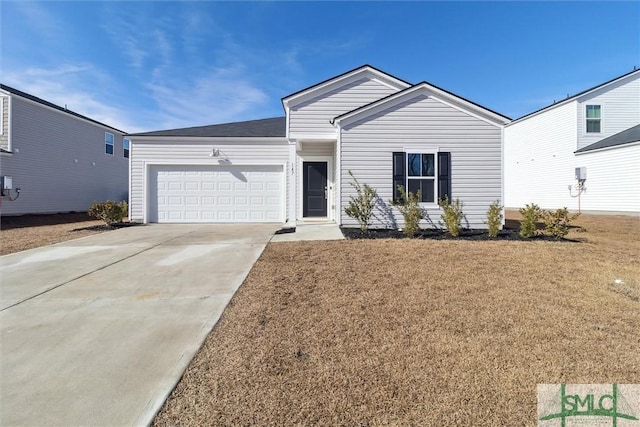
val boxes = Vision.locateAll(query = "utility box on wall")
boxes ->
[1,176,12,190]
[575,167,587,182]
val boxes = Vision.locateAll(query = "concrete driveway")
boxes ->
[0,223,279,426]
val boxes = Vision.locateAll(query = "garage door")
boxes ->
[149,165,284,223]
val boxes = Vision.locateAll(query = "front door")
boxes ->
[303,161,327,217]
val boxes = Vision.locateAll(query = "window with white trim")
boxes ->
[105,132,114,155]
[407,152,436,203]
[123,138,130,158]
[585,105,601,133]
[393,151,451,205]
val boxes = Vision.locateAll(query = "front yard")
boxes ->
[154,214,640,426]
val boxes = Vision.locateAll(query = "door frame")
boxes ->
[297,155,333,221]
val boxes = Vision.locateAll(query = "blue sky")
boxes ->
[2,1,638,133]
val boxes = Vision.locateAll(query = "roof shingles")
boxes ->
[128,117,286,138]
[576,124,640,153]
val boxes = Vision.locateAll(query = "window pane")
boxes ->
[408,153,421,176]
[105,133,114,144]
[586,119,601,133]
[422,154,435,176]
[586,105,601,119]
[124,148,130,158]
[106,144,114,155]
[420,179,435,203]
[123,139,130,149]
[407,179,421,197]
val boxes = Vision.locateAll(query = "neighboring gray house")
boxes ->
[128,65,511,228]
[0,84,129,216]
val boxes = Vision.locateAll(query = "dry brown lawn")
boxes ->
[0,213,105,255]
[155,213,640,426]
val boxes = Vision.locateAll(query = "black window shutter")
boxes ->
[438,152,451,202]
[392,152,406,204]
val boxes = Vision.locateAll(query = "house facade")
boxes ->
[128,65,510,228]
[504,69,640,214]
[0,85,130,216]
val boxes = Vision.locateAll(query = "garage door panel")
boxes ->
[149,165,283,223]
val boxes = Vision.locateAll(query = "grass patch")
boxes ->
[154,213,640,426]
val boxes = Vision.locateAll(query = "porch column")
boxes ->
[287,139,297,227]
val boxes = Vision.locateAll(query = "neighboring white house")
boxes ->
[504,69,640,214]
[127,65,510,228]
[0,84,129,216]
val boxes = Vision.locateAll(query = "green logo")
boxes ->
[538,384,639,427]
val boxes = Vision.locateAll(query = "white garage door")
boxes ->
[149,165,284,223]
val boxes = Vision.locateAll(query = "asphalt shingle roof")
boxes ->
[576,124,640,153]
[129,117,286,138]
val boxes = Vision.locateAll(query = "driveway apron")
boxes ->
[0,223,279,426]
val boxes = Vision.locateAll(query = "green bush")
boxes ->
[438,196,464,237]
[344,171,378,233]
[519,203,542,238]
[486,200,503,238]
[88,200,128,225]
[542,208,580,239]
[390,186,423,237]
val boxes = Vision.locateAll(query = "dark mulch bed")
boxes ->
[341,226,579,242]
[0,212,96,230]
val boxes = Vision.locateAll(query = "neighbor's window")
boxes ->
[105,132,114,155]
[586,105,601,133]
[407,153,436,203]
[123,138,130,158]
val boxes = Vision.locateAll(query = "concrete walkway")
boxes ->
[270,223,345,242]
[0,223,279,426]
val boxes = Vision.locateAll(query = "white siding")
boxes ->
[504,101,578,210]
[574,145,640,213]
[289,77,398,138]
[340,94,503,229]
[577,74,640,150]
[129,140,289,222]
[0,96,8,150]
[0,96,128,215]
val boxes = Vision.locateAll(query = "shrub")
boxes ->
[390,186,423,237]
[542,208,580,239]
[438,196,464,237]
[519,203,542,238]
[486,200,503,238]
[88,200,128,225]
[344,171,378,233]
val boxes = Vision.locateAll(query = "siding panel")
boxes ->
[0,96,128,215]
[577,75,640,150]
[289,78,398,138]
[340,94,503,229]
[504,101,578,210]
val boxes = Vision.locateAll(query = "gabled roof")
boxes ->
[575,124,640,154]
[281,64,411,106]
[128,117,286,138]
[0,83,126,134]
[509,68,640,125]
[332,81,511,127]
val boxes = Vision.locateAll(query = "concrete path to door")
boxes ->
[0,223,279,427]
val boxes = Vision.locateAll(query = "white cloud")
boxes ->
[3,65,143,133]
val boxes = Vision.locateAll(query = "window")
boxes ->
[407,153,436,203]
[393,152,451,205]
[586,105,601,133]
[105,132,114,155]
[123,138,130,158]
[0,98,4,135]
